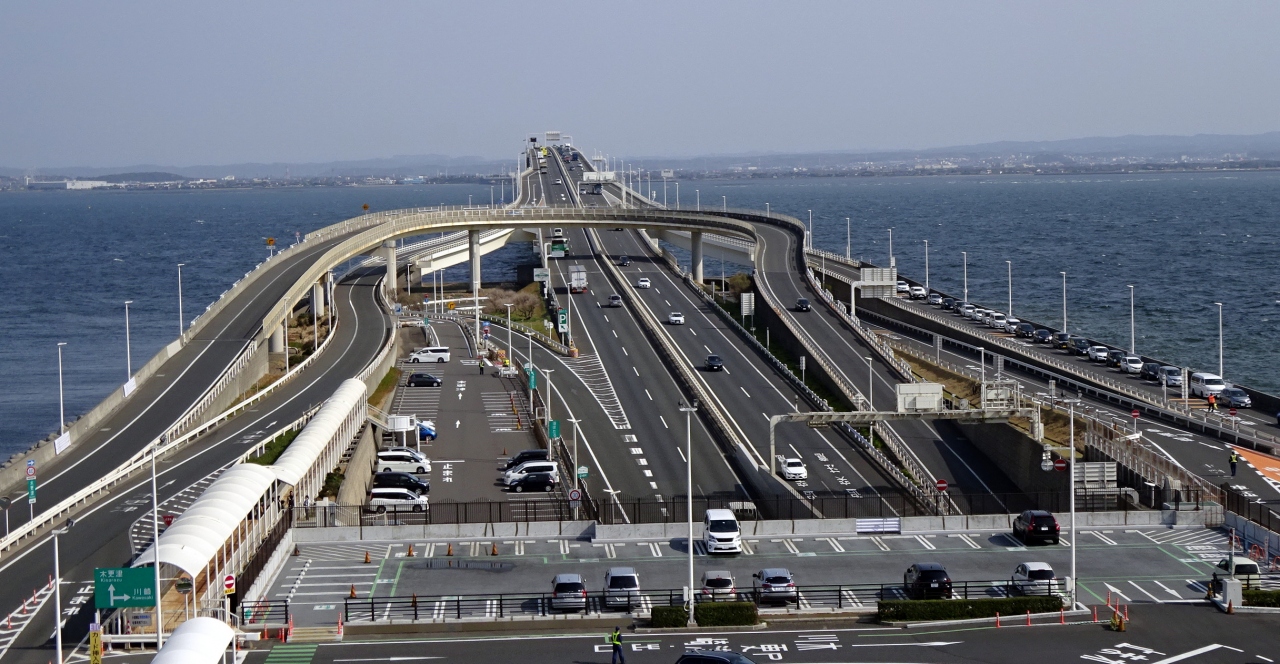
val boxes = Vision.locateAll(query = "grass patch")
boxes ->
[877,596,1063,622]
[369,367,401,407]
[318,470,344,500]
[247,428,301,466]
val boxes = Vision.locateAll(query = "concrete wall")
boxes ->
[957,423,1068,496]
[243,528,294,604]
[337,424,378,506]
[1224,512,1280,557]
[293,520,597,543]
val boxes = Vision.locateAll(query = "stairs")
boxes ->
[287,626,341,643]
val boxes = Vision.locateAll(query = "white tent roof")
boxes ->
[133,464,276,578]
[271,379,366,486]
[151,617,233,664]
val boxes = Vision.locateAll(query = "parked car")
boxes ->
[941,297,956,310]
[509,472,556,493]
[1121,356,1144,374]
[371,471,430,495]
[618,255,630,266]
[795,298,811,312]
[367,487,428,513]
[503,460,558,486]
[1106,350,1126,367]
[1033,328,1053,343]
[636,277,652,289]
[904,563,952,599]
[909,285,927,300]
[989,313,1007,329]
[1052,332,1072,349]
[676,651,760,664]
[752,568,798,604]
[896,281,909,294]
[604,567,641,609]
[928,293,944,306]
[1087,345,1111,362]
[406,373,442,387]
[1012,509,1060,545]
[1069,337,1091,355]
[959,304,977,318]
[408,346,451,363]
[502,449,548,471]
[703,508,742,554]
[668,312,685,325]
[376,450,431,474]
[781,458,808,480]
[550,573,587,612]
[1003,318,1021,334]
[1190,372,1227,398]
[1015,322,1035,338]
[606,294,623,307]
[1158,366,1183,387]
[1010,562,1058,596]
[1218,387,1252,409]
[1215,559,1261,585]
[700,570,737,600]
[704,355,725,372]
[1140,362,1163,381]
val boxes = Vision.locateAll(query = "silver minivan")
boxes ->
[604,567,641,609]
[1190,372,1227,398]
[503,460,558,486]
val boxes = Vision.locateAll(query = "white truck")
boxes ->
[569,265,588,294]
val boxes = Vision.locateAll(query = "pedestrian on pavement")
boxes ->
[609,626,625,664]
[1229,451,1240,477]
[304,494,314,519]
[1207,393,1217,412]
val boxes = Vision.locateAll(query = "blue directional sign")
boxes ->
[94,568,155,608]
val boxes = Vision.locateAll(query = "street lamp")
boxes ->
[569,417,582,519]
[504,303,515,363]
[150,439,164,649]
[177,263,185,335]
[846,218,852,261]
[57,342,67,434]
[679,399,699,627]
[765,202,770,217]
[124,300,134,378]
[961,252,968,304]
[544,369,555,461]
[865,357,874,410]
[52,518,75,663]
[1214,302,1224,377]
[721,195,726,212]
[923,240,930,291]
[1060,272,1068,333]
[1005,261,1012,317]
[1128,285,1135,354]
[696,189,700,211]
[887,228,893,266]
[807,210,813,250]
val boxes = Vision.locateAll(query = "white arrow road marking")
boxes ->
[1103,583,1132,602]
[455,421,460,429]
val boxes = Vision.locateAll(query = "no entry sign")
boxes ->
[935,479,948,492]
[1053,458,1068,472]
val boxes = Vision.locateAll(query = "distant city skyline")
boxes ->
[2,2,1277,167]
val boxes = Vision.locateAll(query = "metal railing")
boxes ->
[478,314,569,355]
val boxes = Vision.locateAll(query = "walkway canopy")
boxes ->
[133,464,277,578]
[150,616,233,664]
[271,379,366,486]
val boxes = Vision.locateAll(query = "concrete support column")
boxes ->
[269,322,285,353]
[382,240,397,294]
[691,231,704,283]
[469,230,482,352]
[311,280,325,318]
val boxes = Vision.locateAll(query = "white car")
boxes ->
[1010,562,1058,595]
[377,450,431,475]
[1190,372,1227,398]
[782,458,808,480]
[367,487,428,513]
[1087,346,1111,362]
[1003,317,1021,334]
[668,312,685,325]
[989,313,1007,329]
[637,277,651,289]
[896,281,909,294]
[1121,356,1144,374]
[909,286,927,300]
[503,460,559,486]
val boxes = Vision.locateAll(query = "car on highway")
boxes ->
[502,449,548,471]
[781,458,808,480]
[989,312,1007,329]
[504,460,558,486]
[1218,387,1252,408]
[550,573,588,612]
[603,567,642,609]
[552,228,564,238]
[617,255,630,266]
[795,298,811,312]
[607,294,623,307]
[700,570,737,600]
[366,487,428,513]
[553,178,562,185]
[959,304,976,318]
[703,508,742,553]
[1004,318,1022,334]
[1121,356,1144,374]
[636,277,652,289]
[406,373,442,387]
[376,449,431,475]
[752,568,798,604]
[1158,366,1183,387]
[1087,345,1111,362]
[1106,350,1126,367]
[1140,362,1163,381]
[371,472,430,495]
[668,312,685,325]
[1190,372,1227,398]
[896,281,909,294]
[408,346,451,363]
[676,651,760,664]
[1033,328,1053,343]
[928,293,944,306]
[1015,322,1035,338]
[910,285,927,299]
[1069,337,1091,355]
[704,355,725,372]
[1010,562,1058,595]
[942,297,956,310]
[904,562,952,599]
[1012,509,1060,545]
[508,471,556,493]
[1052,332,1072,349]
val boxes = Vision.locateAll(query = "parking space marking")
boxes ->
[1128,580,1163,603]
[1152,580,1183,598]
[950,534,981,549]
[819,537,844,552]
[693,541,708,556]
[870,536,890,551]
[741,540,755,555]
[914,535,937,550]
[647,542,663,557]
[1085,530,1118,545]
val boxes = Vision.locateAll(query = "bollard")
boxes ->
[337,613,343,638]
[1105,590,1111,607]
[995,612,1001,627]
[1059,608,1065,624]
[1026,610,1031,626]
[364,551,371,564]
[447,543,453,556]
[407,544,415,557]
[1124,604,1129,621]
[1092,606,1098,622]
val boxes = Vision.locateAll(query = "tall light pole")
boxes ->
[504,303,515,363]
[544,369,555,461]
[721,195,726,212]
[865,357,874,410]
[1069,400,1077,608]
[961,252,968,304]
[1005,261,1013,316]
[124,300,134,378]
[887,228,893,266]
[679,400,699,627]
[695,190,700,211]
[1128,285,1135,354]
[57,342,67,434]
[151,440,164,649]
[765,202,770,217]
[177,263,185,335]
[1060,272,1068,333]
[923,240,930,291]
[846,218,851,261]
[1214,302,1223,377]
[569,417,581,519]
[52,518,74,664]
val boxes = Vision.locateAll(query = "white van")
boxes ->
[1190,372,1226,398]
[703,508,742,554]
[503,460,558,486]
[989,313,1007,329]
[376,449,431,474]
[408,346,451,364]
[367,487,428,513]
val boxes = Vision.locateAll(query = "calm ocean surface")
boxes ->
[2,172,1277,458]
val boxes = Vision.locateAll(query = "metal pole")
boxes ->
[696,190,700,211]
[152,441,164,648]
[545,369,555,461]
[1069,401,1077,608]
[570,417,581,520]
[807,211,812,250]
[962,252,968,304]
[846,218,851,261]
[923,240,929,292]
[680,400,698,626]
[1061,272,1068,333]
[722,195,726,212]
[1129,285,1135,354]
[177,263,185,334]
[124,300,134,378]
[505,303,514,363]
[866,357,874,410]
[1215,302,1223,377]
[1006,261,1012,316]
[57,342,67,434]
[888,228,893,265]
[769,417,779,476]
[53,530,63,663]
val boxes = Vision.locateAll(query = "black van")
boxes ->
[502,449,548,471]
[372,472,430,495]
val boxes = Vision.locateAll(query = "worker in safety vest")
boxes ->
[609,626,625,664]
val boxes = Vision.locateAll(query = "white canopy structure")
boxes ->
[271,379,366,488]
[150,616,233,664]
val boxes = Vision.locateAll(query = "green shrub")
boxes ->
[877,596,1063,622]
[650,606,688,628]
[694,601,758,627]
[1244,589,1280,607]
[247,428,301,466]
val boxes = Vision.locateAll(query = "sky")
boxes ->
[2,1,1278,168]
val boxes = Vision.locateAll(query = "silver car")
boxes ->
[1158,366,1183,387]
[604,567,641,609]
[699,570,737,601]
[752,568,798,603]
[550,573,587,612]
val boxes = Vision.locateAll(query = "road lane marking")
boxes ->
[740,387,751,398]
[915,535,936,550]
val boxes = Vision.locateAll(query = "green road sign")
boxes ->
[577,465,589,479]
[548,420,561,439]
[26,479,36,504]
[557,310,568,333]
[94,567,156,608]
[526,368,536,391]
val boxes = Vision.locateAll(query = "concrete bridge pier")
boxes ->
[381,241,397,294]
[311,279,326,318]
[691,230,704,283]
[269,322,285,353]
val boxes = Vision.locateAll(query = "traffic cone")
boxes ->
[411,593,418,609]
[407,544,415,557]
[349,584,357,599]
[1227,600,1234,615]
[292,545,300,556]
[502,448,507,456]
[1059,608,1065,624]
[446,543,453,556]
[1025,610,1031,626]
[491,543,498,556]
[994,612,1000,627]
[364,551,371,564]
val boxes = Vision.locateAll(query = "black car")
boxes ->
[1052,332,1072,349]
[705,355,725,371]
[371,471,430,495]
[1013,509,1060,545]
[1106,350,1126,368]
[1033,329,1053,344]
[676,651,759,664]
[1015,322,1035,338]
[795,298,811,312]
[904,563,952,599]
[1069,337,1091,355]
[942,298,956,310]
[406,373,442,388]
[509,472,556,493]
[1140,362,1163,381]
[618,255,630,266]
[502,449,548,471]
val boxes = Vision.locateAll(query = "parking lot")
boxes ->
[264,525,1276,626]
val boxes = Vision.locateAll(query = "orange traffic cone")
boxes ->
[491,543,498,556]
[364,551,371,564]
[292,545,300,556]
[502,448,507,456]
[446,543,453,556]
[407,544,415,557]
[1226,600,1234,614]
[349,584,357,599]
[411,593,418,609]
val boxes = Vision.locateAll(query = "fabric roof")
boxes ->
[271,379,366,486]
[151,617,233,664]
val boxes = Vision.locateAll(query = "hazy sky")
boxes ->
[3,1,1278,167]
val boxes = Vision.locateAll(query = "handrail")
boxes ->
[478,314,570,356]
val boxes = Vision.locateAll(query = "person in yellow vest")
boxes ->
[609,626,625,664]
[1229,450,1240,477]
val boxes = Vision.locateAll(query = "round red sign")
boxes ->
[935,479,948,492]
[223,574,235,590]
[1131,409,1140,418]
[1053,458,1068,472]
[1229,408,1238,417]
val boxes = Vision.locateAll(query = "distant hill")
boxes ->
[92,172,190,183]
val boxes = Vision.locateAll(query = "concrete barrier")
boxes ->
[293,520,596,543]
